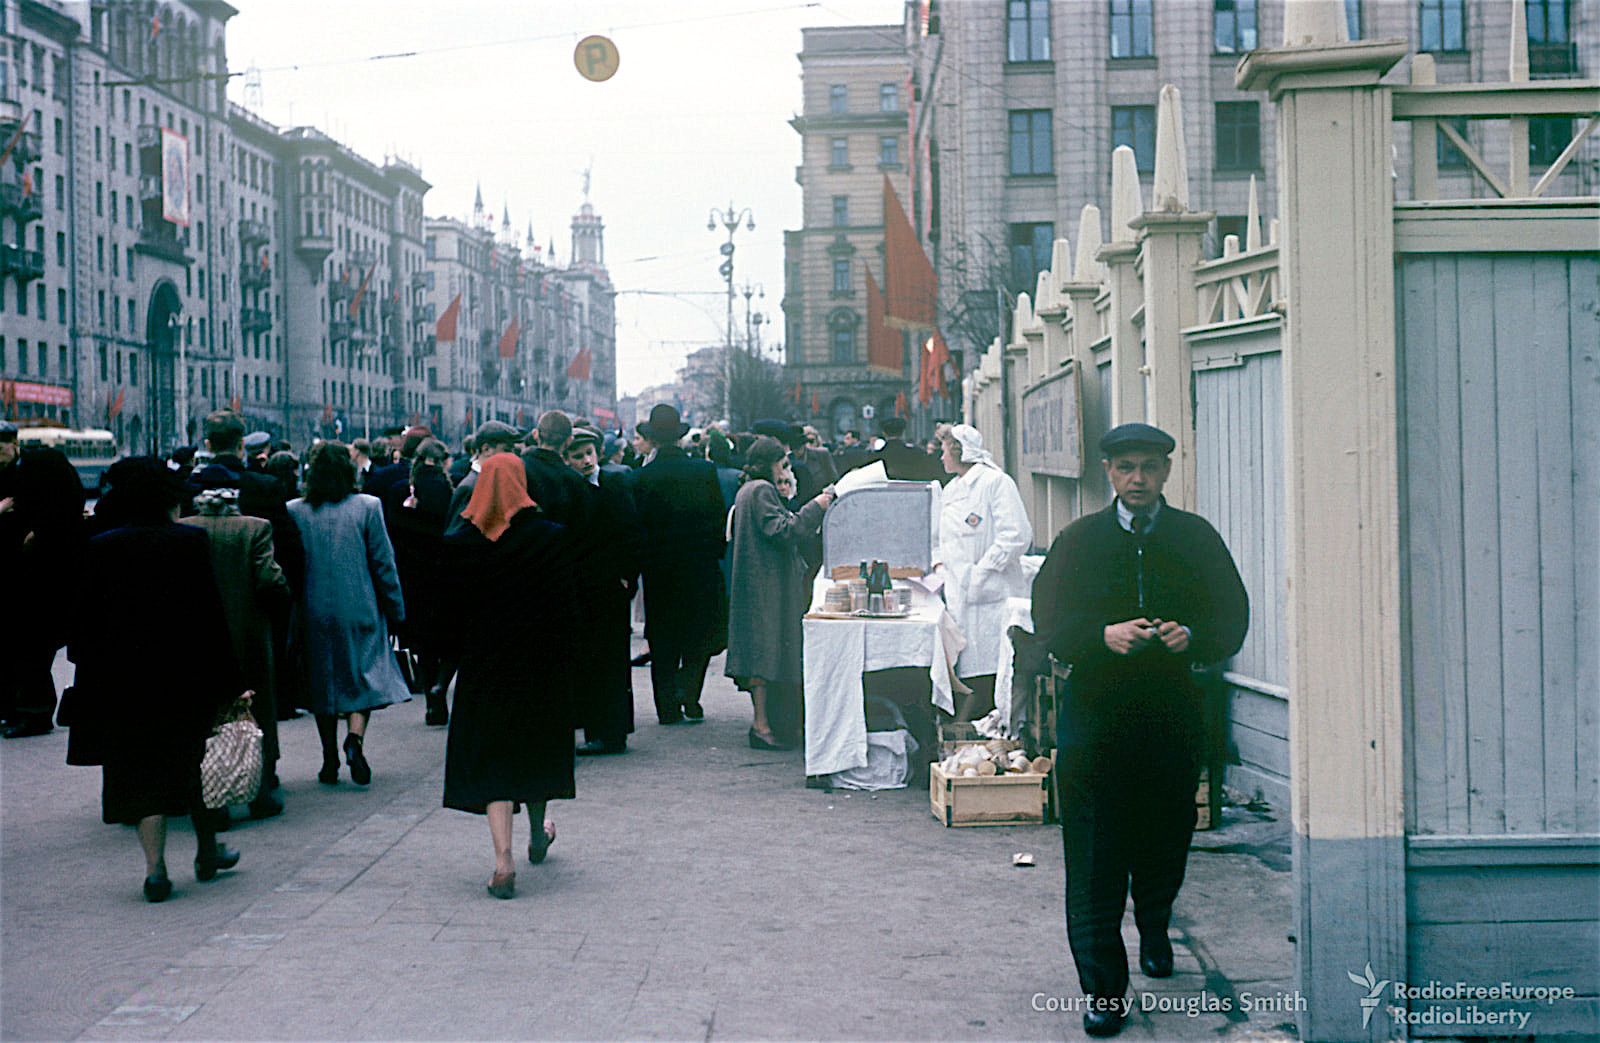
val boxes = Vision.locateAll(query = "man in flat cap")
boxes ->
[1031,422,1249,1038]
[445,420,521,536]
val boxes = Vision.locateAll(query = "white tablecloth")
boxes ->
[991,596,1035,738]
[802,602,964,777]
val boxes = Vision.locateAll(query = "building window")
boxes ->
[1344,0,1361,40]
[879,82,899,112]
[1528,0,1574,74]
[1213,216,1248,257]
[1419,0,1464,51]
[879,136,899,166]
[830,314,856,363]
[832,195,849,227]
[1111,106,1156,172]
[1008,110,1053,175]
[1007,0,1051,62]
[829,84,847,115]
[1529,117,1574,165]
[1215,102,1260,170]
[1214,0,1257,52]
[1009,222,1054,294]
[833,258,852,294]
[1110,0,1153,58]
[830,137,849,167]
[58,288,66,323]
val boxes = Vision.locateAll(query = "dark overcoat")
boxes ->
[725,479,826,687]
[441,513,577,813]
[632,447,728,655]
[67,523,239,823]
[178,513,290,765]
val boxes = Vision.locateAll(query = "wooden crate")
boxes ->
[936,720,1023,760]
[929,763,1049,827]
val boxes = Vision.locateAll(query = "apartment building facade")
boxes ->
[908,0,1595,369]
[783,24,914,442]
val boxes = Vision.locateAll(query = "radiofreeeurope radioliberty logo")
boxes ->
[1347,963,1390,1028]
[1347,965,1577,1033]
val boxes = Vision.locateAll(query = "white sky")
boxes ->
[224,0,903,398]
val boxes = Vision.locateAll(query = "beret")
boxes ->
[1099,422,1175,455]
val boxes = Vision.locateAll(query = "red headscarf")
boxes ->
[460,454,535,542]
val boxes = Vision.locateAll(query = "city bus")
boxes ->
[16,427,120,493]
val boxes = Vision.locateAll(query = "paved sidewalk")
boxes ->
[2,642,1295,1041]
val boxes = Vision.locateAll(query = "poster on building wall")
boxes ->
[160,127,190,226]
[1019,364,1081,479]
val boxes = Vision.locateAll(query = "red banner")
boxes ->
[3,380,72,406]
[865,265,899,376]
[497,318,520,359]
[882,174,936,330]
[435,293,462,342]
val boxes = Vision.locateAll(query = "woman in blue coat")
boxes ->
[287,442,409,786]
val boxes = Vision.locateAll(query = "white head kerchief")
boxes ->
[950,424,997,469]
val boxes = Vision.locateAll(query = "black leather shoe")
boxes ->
[143,872,172,903]
[1083,1007,1125,1038]
[629,652,652,666]
[318,760,339,785]
[3,718,53,739]
[681,700,704,721]
[576,739,627,756]
[658,715,688,726]
[248,792,284,820]
[1140,934,1174,978]
[195,845,240,882]
[748,728,793,751]
[424,688,449,726]
[344,735,371,785]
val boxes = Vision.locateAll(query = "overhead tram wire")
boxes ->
[107,1,831,89]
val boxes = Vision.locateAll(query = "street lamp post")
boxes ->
[707,203,754,424]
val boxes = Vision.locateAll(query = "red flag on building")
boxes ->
[150,12,161,40]
[108,387,125,421]
[230,394,241,412]
[895,390,908,417]
[497,317,520,359]
[882,174,937,330]
[928,329,951,396]
[566,347,591,381]
[464,404,475,430]
[260,250,270,273]
[790,380,802,405]
[435,293,462,342]
[515,406,525,428]
[0,111,33,169]
[321,403,334,425]
[918,330,952,406]
[20,169,33,198]
[864,264,900,376]
[811,390,819,415]
[349,262,376,321]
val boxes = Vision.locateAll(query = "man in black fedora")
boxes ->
[1032,422,1249,1038]
[873,415,944,483]
[630,405,727,726]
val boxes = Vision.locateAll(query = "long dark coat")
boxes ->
[67,523,240,824]
[178,513,290,766]
[725,479,826,687]
[286,493,410,715]
[384,467,452,651]
[572,469,644,740]
[632,447,728,656]
[441,513,577,813]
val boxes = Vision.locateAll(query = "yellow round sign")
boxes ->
[574,35,619,82]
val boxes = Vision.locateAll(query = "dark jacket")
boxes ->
[1032,500,1248,729]
[521,446,593,529]
[875,439,946,483]
[632,447,727,652]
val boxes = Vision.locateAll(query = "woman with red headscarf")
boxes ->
[441,454,577,899]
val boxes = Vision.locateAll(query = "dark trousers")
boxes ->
[4,642,59,724]
[1057,722,1200,1000]
[648,639,710,724]
[584,594,636,743]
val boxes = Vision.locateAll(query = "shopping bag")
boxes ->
[201,691,264,810]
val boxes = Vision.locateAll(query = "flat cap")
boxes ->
[472,420,521,447]
[1099,422,1175,456]
[567,426,603,451]
[242,431,272,451]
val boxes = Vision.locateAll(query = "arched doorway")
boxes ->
[144,281,183,450]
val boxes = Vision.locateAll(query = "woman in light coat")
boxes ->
[725,436,833,750]
[934,424,1033,719]
[287,442,410,786]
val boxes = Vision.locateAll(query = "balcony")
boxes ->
[411,270,434,290]
[348,249,376,270]
[240,307,272,334]
[416,334,437,357]
[238,218,270,246]
[414,303,435,324]
[240,260,269,290]
[138,173,164,203]
[381,297,400,320]
[0,181,42,223]
[329,279,354,304]
[329,318,352,342]
[0,244,45,282]
[137,123,163,152]
[136,222,191,264]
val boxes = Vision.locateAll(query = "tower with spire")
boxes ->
[570,166,606,274]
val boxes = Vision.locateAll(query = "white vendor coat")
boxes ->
[935,461,1033,677]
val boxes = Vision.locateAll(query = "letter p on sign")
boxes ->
[575,35,619,82]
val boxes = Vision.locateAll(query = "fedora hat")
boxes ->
[640,404,689,444]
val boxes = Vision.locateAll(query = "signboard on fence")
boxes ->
[1019,365,1081,479]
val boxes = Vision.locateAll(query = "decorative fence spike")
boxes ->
[1282,0,1345,46]
[1153,84,1190,213]
[1075,205,1104,282]
[1509,0,1528,82]
[1111,146,1144,241]
[1050,236,1073,296]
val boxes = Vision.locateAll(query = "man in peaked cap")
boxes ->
[1031,422,1249,1038]
[630,404,727,726]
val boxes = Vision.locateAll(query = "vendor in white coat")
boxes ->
[934,424,1033,719]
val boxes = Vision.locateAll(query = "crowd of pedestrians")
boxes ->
[0,405,958,902]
